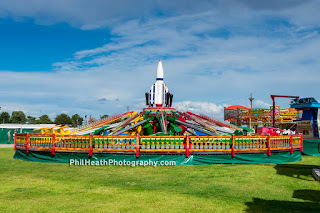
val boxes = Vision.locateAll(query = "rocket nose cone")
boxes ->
[156,60,164,79]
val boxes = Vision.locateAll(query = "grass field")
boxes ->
[0,148,319,212]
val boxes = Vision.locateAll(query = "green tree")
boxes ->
[54,114,72,125]
[38,115,53,124]
[71,114,83,127]
[0,112,10,123]
[101,114,109,119]
[10,111,26,124]
[27,116,37,124]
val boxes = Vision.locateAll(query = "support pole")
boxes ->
[300,134,303,152]
[290,135,293,154]
[231,135,235,158]
[51,134,55,155]
[249,93,254,109]
[26,133,30,153]
[14,132,17,151]
[153,118,157,134]
[186,135,190,158]
[136,135,140,158]
[89,134,93,157]
[267,136,271,156]
[272,97,275,128]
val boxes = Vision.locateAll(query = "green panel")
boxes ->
[174,126,182,132]
[239,126,254,132]
[143,123,153,135]
[0,128,40,144]
[303,139,320,156]
[166,116,176,122]
[92,126,106,135]
[0,128,15,144]
[234,130,244,135]
[14,150,301,165]
[168,123,181,134]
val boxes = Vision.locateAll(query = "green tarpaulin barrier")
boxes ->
[0,128,16,144]
[303,139,320,156]
[14,150,301,165]
[0,128,38,144]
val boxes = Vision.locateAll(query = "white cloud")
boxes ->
[132,101,225,119]
[254,100,271,109]
[0,0,319,30]
[174,101,224,119]
[132,102,147,113]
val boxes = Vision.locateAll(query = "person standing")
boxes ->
[7,130,11,144]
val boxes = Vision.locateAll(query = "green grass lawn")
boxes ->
[0,148,319,213]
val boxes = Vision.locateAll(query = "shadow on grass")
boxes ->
[274,164,318,181]
[245,198,320,213]
[292,189,320,203]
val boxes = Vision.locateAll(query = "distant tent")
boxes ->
[224,105,250,122]
[225,105,250,111]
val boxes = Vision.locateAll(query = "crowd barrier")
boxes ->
[15,133,303,158]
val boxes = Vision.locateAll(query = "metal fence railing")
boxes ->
[15,133,303,158]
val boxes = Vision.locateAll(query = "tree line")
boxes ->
[0,111,109,127]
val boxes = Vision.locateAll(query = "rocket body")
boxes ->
[146,59,173,107]
[154,81,164,107]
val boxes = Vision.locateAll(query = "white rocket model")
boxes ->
[146,59,173,107]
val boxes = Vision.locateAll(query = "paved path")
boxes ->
[0,144,14,148]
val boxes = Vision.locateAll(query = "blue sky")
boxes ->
[0,18,110,71]
[0,0,320,120]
